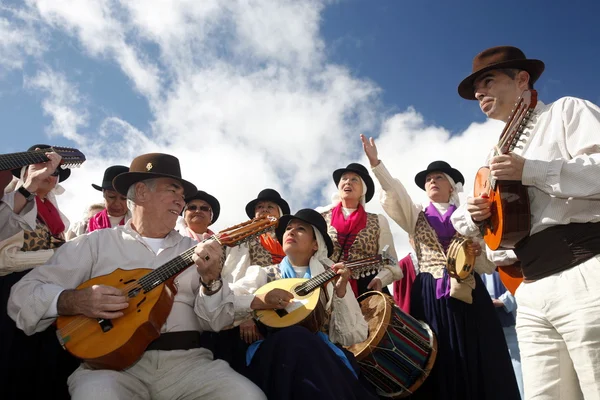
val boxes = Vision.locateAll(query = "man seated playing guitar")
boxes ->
[195,208,377,400]
[8,153,266,400]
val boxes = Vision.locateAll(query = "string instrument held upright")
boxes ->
[474,89,537,251]
[55,216,278,371]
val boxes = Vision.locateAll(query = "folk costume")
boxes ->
[372,160,520,400]
[453,46,600,399]
[8,153,265,400]
[318,163,401,297]
[195,209,376,400]
[87,165,131,233]
[0,144,78,400]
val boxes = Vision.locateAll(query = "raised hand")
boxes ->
[360,134,380,167]
[23,151,62,192]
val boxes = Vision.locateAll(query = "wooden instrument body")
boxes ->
[253,278,328,333]
[55,268,175,370]
[497,263,523,295]
[446,237,476,280]
[474,167,531,250]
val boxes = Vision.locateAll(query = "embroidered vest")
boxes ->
[21,218,65,252]
[247,235,276,267]
[322,210,380,263]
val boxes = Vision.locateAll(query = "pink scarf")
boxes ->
[330,202,367,296]
[186,227,215,241]
[88,209,125,233]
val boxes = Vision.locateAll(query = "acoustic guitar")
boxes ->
[474,89,537,250]
[0,146,86,171]
[253,246,397,333]
[55,216,277,370]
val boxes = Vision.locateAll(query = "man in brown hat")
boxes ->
[452,46,600,399]
[8,153,266,400]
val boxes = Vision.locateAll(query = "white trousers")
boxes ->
[516,255,600,400]
[68,348,266,400]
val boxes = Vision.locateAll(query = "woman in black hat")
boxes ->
[361,135,520,400]
[176,190,220,240]
[318,162,401,297]
[0,144,78,400]
[87,165,130,233]
[197,209,376,400]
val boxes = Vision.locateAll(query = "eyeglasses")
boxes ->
[186,205,211,213]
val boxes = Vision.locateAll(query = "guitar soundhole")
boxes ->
[275,309,288,317]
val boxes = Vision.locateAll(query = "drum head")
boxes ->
[346,291,391,360]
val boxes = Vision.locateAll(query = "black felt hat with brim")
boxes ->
[112,153,197,197]
[414,161,465,190]
[333,163,375,203]
[92,165,129,191]
[12,144,71,182]
[185,190,221,224]
[245,188,291,219]
[275,208,334,258]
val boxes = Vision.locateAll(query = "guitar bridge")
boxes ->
[97,318,113,332]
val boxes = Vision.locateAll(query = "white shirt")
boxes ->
[451,97,600,263]
[7,221,211,336]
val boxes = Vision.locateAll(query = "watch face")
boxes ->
[209,279,223,291]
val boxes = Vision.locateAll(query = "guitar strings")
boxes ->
[57,220,275,339]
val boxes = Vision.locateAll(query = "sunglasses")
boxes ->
[186,205,211,213]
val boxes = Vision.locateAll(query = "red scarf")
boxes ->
[330,202,367,296]
[393,254,417,313]
[88,209,125,233]
[260,233,285,264]
[35,196,65,236]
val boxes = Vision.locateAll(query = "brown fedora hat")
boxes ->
[458,46,545,100]
[112,153,197,197]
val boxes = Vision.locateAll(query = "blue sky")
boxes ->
[1,0,599,256]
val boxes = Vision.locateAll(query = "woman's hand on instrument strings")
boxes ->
[251,288,293,310]
[360,134,381,167]
[57,285,129,319]
[467,196,492,222]
[489,153,525,181]
[331,263,351,298]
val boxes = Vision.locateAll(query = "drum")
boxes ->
[446,237,475,280]
[346,292,437,398]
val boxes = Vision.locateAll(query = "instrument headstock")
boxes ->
[40,146,87,169]
[214,215,278,247]
[498,89,538,155]
[345,245,398,279]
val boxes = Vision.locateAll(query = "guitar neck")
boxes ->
[134,246,197,295]
[0,151,50,171]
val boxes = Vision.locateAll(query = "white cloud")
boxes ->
[11,0,503,265]
[24,68,89,145]
[0,7,45,71]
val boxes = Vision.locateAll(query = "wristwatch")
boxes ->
[18,186,35,202]
[200,275,223,293]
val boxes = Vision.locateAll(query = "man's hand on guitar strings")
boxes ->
[467,196,492,222]
[57,285,129,319]
[489,153,525,181]
[193,239,224,283]
[331,263,351,298]
[251,288,293,310]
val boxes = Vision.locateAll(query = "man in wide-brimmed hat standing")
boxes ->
[452,46,600,399]
[8,153,266,400]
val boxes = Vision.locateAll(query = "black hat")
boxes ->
[12,144,71,182]
[245,188,291,219]
[92,165,129,191]
[112,153,197,197]
[333,163,375,203]
[414,161,465,190]
[185,190,221,224]
[458,46,545,100]
[276,208,334,257]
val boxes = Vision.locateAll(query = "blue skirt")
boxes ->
[408,272,521,400]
